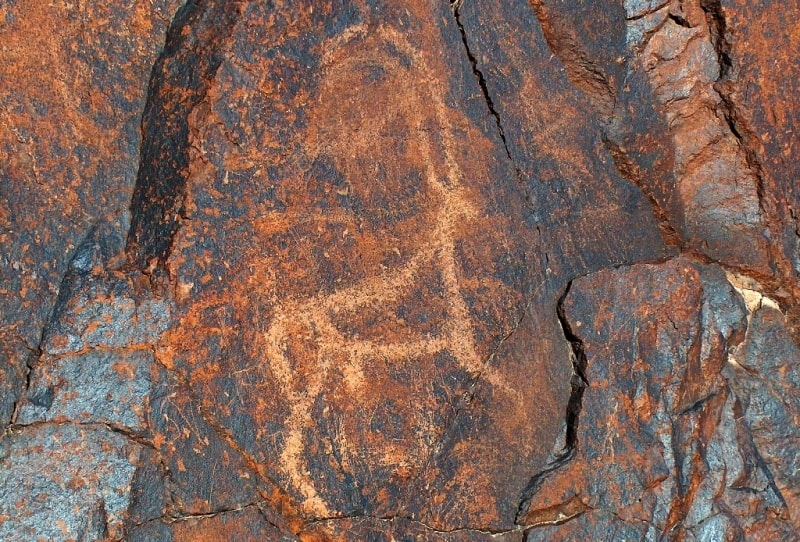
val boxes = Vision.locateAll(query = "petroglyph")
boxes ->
[255,26,511,515]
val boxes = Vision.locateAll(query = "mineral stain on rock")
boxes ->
[0,0,798,540]
[143,2,575,528]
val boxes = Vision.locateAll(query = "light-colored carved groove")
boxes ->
[249,26,512,516]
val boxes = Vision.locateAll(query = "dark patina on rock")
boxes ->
[127,0,663,534]
[0,0,798,540]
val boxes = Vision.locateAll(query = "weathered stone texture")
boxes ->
[0,424,141,541]
[129,0,666,533]
[520,259,795,539]
[0,0,798,540]
[0,0,183,429]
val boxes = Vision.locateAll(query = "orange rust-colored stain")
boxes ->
[161,5,537,524]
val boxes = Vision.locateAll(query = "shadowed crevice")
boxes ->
[451,2,526,188]
[126,0,243,272]
[516,279,587,523]
[700,0,761,201]
[556,280,588,453]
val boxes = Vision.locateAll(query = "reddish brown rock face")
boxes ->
[520,259,796,538]
[149,2,569,528]
[1,0,798,540]
[0,0,183,427]
[718,0,800,330]
[128,0,666,531]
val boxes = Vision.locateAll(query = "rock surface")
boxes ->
[0,0,184,431]
[0,0,797,540]
[520,259,795,539]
